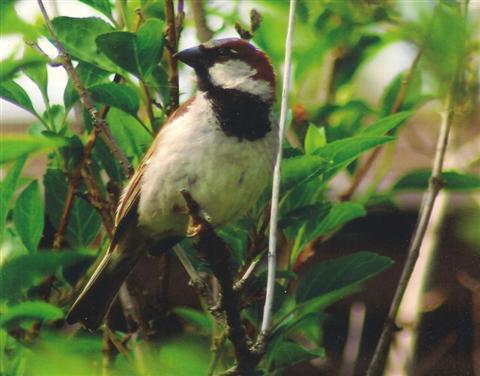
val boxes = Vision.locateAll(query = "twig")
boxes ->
[257,0,296,346]
[233,253,264,292]
[190,0,213,42]
[366,88,456,376]
[180,189,256,375]
[37,0,132,178]
[340,302,366,376]
[340,47,424,201]
[164,0,180,114]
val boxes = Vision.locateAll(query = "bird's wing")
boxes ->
[109,97,196,252]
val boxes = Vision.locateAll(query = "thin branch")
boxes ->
[164,0,180,114]
[340,302,366,376]
[37,0,132,178]
[366,89,456,376]
[190,0,213,42]
[257,0,296,344]
[180,189,256,375]
[340,47,424,201]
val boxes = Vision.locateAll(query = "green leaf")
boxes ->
[51,17,120,73]
[0,158,26,242]
[63,62,110,109]
[0,80,36,115]
[89,83,140,116]
[78,0,113,21]
[0,55,47,82]
[296,251,393,304]
[13,181,44,253]
[0,301,63,329]
[0,135,67,164]
[173,307,212,333]
[107,108,151,161]
[315,135,395,179]
[270,340,325,369]
[304,124,326,154]
[359,112,412,137]
[0,251,95,302]
[0,1,38,38]
[147,336,210,376]
[290,203,366,264]
[23,55,49,101]
[393,170,480,192]
[96,18,165,78]
[44,169,101,248]
[281,155,329,192]
[380,71,427,116]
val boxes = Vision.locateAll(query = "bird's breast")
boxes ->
[137,93,276,238]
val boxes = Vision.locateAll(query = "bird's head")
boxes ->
[175,38,275,103]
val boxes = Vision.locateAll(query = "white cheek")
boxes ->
[208,60,273,101]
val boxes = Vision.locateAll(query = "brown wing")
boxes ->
[109,97,196,252]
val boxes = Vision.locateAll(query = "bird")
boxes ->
[65,38,278,330]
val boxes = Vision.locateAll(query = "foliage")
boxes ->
[0,0,478,375]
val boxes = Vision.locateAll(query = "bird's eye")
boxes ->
[229,49,239,55]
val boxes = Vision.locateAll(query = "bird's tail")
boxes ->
[66,237,144,330]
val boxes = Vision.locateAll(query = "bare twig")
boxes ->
[257,0,296,347]
[340,47,424,201]
[340,302,366,376]
[180,189,256,375]
[366,90,456,376]
[190,0,213,42]
[164,0,180,114]
[37,0,132,177]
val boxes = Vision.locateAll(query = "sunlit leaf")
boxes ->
[304,124,327,154]
[96,18,165,78]
[0,157,26,242]
[51,17,120,73]
[0,135,67,164]
[0,55,47,82]
[359,112,412,137]
[13,181,44,253]
[0,301,63,329]
[0,80,36,116]
[78,0,113,21]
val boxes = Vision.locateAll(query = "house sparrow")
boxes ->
[66,38,277,330]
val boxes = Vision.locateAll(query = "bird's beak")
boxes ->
[174,46,204,68]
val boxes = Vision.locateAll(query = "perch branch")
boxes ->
[180,189,256,375]
[366,88,456,376]
[37,0,132,177]
[164,0,180,114]
[257,0,296,348]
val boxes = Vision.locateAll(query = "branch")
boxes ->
[37,0,132,178]
[179,190,256,375]
[257,0,296,347]
[164,0,181,114]
[340,47,424,201]
[190,0,213,42]
[366,90,456,376]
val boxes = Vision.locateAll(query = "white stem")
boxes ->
[260,0,297,335]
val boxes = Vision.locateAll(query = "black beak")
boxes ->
[174,46,204,68]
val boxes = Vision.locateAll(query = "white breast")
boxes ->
[137,93,277,237]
